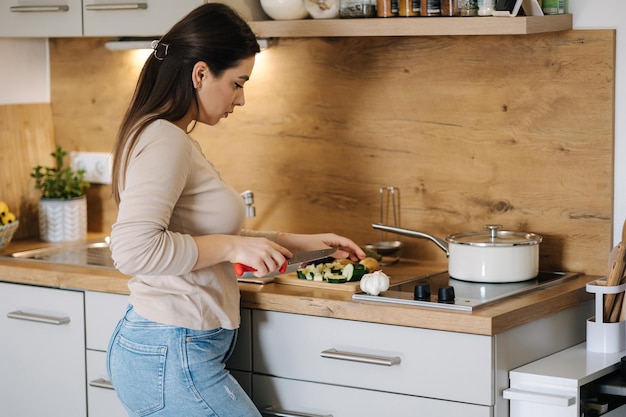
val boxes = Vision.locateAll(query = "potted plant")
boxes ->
[31,145,90,242]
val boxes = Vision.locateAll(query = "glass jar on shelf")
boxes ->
[477,0,494,15]
[339,0,377,17]
[441,0,458,15]
[377,0,399,16]
[420,0,441,16]
[458,0,477,15]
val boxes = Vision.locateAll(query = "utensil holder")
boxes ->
[586,279,626,353]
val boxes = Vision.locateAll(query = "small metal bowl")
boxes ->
[365,240,403,257]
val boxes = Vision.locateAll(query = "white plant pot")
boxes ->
[38,197,87,242]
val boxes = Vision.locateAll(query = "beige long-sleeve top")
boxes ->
[110,120,276,330]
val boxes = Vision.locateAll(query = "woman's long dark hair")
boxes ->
[111,3,260,204]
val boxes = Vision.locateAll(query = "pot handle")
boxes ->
[372,223,449,257]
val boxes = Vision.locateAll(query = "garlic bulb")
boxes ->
[360,270,390,296]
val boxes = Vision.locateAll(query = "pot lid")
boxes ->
[446,225,542,247]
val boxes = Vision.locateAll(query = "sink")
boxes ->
[6,238,115,269]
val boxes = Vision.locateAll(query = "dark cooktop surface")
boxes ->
[352,271,580,312]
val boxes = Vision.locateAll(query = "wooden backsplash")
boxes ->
[6,29,614,274]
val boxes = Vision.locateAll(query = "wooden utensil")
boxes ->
[605,221,626,322]
[603,242,626,321]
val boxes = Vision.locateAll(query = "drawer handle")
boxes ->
[261,406,332,417]
[89,378,115,390]
[320,348,400,366]
[10,5,69,12]
[84,3,147,11]
[503,388,575,407]
[7,310,70,325]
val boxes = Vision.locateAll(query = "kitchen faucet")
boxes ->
[240,190,256,218]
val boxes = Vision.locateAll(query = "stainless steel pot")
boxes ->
[372,223,543,283]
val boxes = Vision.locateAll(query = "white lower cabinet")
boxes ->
[228,308,254,398]
[84,291,254,415]
[87,349,127,417]
[0,281,591,417]
[84,291,129,417]
[0,282,86,417]
[253,374,491,417]
[251,310,493,417]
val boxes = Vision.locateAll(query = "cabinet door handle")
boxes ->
[6,310,70,325]
[261,406,332,417]
[89,378,115,390]
[9,5,69,12]
[503,388,575,407]
[320,348,400,366]
[84,3,147,11]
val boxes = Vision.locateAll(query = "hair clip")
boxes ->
[151,40,170,61]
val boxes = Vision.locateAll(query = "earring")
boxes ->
[196,81,202,90]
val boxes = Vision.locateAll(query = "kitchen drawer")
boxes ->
[87,350,127,417]
[253,374,492,417]
[85,291,129,351]
[0,282,86,417]
[252,310,493,405]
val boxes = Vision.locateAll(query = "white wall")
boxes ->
[0,38,49,104]
[567,0,625,245]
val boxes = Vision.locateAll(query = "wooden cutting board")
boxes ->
[273,272,364,292]
[273,268,423,292]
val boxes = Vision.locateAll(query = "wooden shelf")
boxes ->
[248,14,572,37]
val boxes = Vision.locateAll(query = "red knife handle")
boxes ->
[234,262,287,276]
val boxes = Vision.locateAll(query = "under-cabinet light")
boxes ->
[104,37,277,51]
[104,37,156,51]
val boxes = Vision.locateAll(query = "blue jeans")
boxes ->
[107,305,261,417]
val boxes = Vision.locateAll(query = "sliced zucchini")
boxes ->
[350,263,368,281]
[326,275,347,284]
[342,263,355,280]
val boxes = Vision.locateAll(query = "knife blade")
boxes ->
[233,247,337,276]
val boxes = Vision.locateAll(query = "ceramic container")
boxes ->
[260,0,309,20]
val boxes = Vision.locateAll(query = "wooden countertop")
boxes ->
[0,237,596,336]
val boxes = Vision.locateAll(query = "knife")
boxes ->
[233,248,337,276]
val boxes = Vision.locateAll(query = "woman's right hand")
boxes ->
[193,234,292,276]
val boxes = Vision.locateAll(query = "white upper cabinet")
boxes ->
[0,0,204,37]
[0,0,82,37]
[83,0,203,37]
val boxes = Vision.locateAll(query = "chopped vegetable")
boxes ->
[296,258,377,284]
[359,257,380,272]
[363,249,382,262]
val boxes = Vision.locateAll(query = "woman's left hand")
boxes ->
[276,232,366,262]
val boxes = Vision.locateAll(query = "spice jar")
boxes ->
[420,0,441,16]
[339,0,377,17]
[441,0,459,15]
[398,0,419,16]
[476,0,493,15]
[377,0,399,16]
[458,0,477,15]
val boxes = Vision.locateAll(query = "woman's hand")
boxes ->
[276,232,366,262]
[193,234,292,276]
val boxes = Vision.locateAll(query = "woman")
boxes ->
[106,3,365,417]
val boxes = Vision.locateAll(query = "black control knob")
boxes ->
[437,286,455,304]
[414,283,431,301]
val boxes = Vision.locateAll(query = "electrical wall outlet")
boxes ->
[70,152,112,184]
